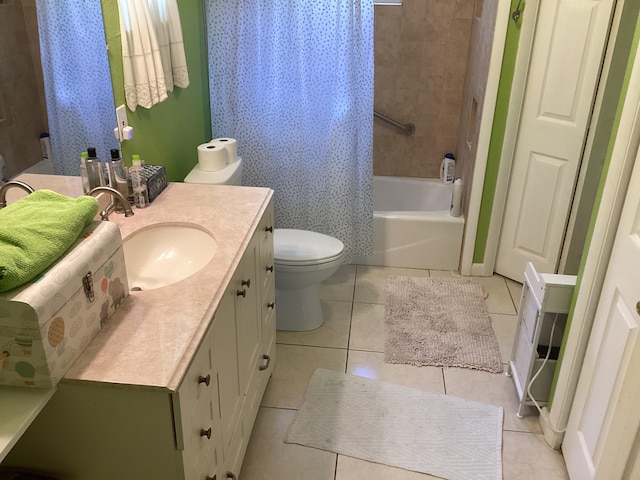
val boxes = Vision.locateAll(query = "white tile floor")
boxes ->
[241,265,570,480]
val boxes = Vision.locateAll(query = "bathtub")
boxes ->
[353,176,465,270]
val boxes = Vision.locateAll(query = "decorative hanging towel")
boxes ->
[118,0,189,111]
[148,0,190,92]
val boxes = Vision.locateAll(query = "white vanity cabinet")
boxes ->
[219,202,276,479]
[507,262,575,418]
[3,200,277,480]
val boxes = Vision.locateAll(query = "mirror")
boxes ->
[1,0,116,179]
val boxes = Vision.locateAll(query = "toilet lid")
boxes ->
[274,229,344,265]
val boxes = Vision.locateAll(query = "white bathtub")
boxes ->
[353,176,465,270]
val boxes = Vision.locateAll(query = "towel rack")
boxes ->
[374,110,415,136]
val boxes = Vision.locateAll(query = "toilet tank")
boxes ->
[183,158,243,185]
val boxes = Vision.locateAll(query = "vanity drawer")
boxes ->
[198,431,224,480]
[174,324,221,480]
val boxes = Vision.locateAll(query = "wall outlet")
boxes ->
[115,105,132,141]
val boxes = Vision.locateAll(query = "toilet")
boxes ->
[184,157,345,332]
[183,156,243,185]
[274,229,344,331]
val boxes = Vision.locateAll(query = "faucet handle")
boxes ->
[0,180,35,208]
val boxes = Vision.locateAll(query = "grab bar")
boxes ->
[374,110,415,136]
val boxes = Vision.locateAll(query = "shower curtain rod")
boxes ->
[374,110,415,136]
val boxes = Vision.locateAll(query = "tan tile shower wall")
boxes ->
[456,0,498,216]
[374,0,475,178]
[0,0,47,178]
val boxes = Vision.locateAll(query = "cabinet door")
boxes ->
[212,286,242,458]
[234,240,262,396]
[256,201,276,380]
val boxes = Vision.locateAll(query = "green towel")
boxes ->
[0,190,99,293]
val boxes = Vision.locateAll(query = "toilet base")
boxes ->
[275,285,324,331]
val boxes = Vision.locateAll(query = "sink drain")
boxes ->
[131,286,143,291]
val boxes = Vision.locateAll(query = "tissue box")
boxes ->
[142,164,167,203]
[0,221,128,388]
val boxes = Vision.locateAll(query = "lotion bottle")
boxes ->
[79,151,91,193]
[440,153,455,184]
[107,149,130,210]
[130,155,149,208]
[450,178,463,217]
[0,154,6,184]
[86,147,106,190]
[39,133,53,163]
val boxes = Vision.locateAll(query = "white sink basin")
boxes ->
[123,224,217,291]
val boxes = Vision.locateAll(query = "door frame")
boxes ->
[543,23,640,449]
[464,0,624,278]
[458,0,513,276]
[461,0,542,276]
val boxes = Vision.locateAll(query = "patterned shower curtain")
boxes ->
[206,0,374,261]
[36,0,118,176]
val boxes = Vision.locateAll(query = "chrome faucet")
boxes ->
[0,180,35,208]
[88,186,135,221]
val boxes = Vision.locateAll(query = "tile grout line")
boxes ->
[344,265,359,375]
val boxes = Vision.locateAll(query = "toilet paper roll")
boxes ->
[210,138,237,163]
[197,143,229,172]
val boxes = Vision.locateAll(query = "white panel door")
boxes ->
[495,0,615,281]
[562,98,640,477]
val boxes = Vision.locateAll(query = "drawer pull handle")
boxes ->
[259,354,271,371]
[237,289,246,298]
[206,476,217,480]
[241,279,251,288]
[266,265,274,272]
[226,472,237,480]
[198,374,211,386]
[265,226,274,233]
[267,302,275,309]
[200,427,212,439]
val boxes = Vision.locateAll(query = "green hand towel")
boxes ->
[0,189,99,293]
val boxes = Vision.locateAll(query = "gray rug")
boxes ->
[286,369,503,480]
[385,276,503,373]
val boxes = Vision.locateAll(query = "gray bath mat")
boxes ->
[385,276,503,373]
[286,369,503,480]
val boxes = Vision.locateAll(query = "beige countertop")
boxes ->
[12,173,273,392]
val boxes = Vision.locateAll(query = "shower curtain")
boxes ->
[206,0,374,261]
[36,0,118,176]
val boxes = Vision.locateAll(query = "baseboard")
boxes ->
[470,263,492,277]
[540,407,565,450]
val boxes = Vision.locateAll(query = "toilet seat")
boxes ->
[274,229,344,266]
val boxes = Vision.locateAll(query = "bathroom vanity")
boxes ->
[2,174,276,480]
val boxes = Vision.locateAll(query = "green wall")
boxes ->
[472,0,523,264]
[100,0,211,182]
